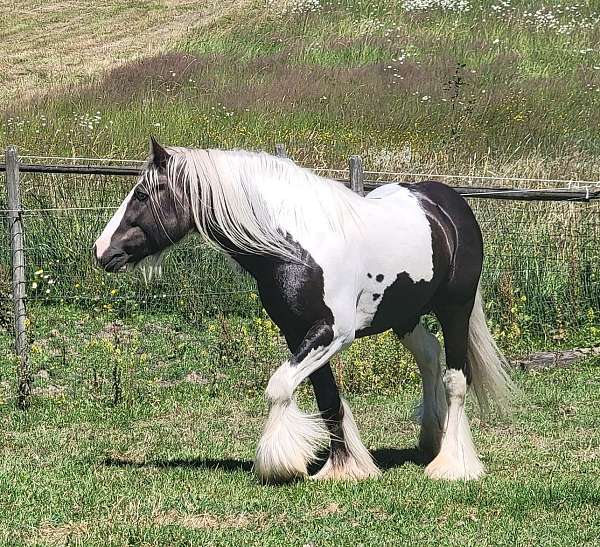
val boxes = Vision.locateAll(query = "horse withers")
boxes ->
[94,138,515,482]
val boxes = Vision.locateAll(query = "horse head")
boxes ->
[93,137,193,274]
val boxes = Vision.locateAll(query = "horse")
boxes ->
[94,137,515,482]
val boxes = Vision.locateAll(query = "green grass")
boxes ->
[0,304,598,545]
[1,4,598,347]
[1,3,599,544]
[3,0,600,163]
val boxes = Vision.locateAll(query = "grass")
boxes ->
[0,304,598,544]
[0,0,252,104]
[3,1,600,164]
[0,2,599,544]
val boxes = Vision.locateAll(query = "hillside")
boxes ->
[2,0,599,171]
[0,0,251,103]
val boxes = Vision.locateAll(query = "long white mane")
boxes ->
[145,148,363,262]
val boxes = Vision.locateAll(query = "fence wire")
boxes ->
[0,169,598,401]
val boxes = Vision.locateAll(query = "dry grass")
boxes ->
[33,521,89,546]
[32,511,265,545]
[152,510,261,530]
[0,0,252,103]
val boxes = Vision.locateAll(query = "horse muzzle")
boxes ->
[93,245,129,272]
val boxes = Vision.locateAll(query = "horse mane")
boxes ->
[145,147,363,261]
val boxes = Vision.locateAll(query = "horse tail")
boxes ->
[467,282,517,415]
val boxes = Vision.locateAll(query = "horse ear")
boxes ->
[149,136,170,170]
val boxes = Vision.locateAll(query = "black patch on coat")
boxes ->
[376,274,384,282]
[232,235,334,344]
[400,180,483,300]
[367,273,372,278]
[372,293,381,301]
[356,273,437,339]
[291,321,334,364]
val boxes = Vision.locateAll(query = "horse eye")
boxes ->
[134,188,149,202]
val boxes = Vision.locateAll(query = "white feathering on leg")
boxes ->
[425,369,485,481]
[312,398,380,481]
[254,398,329,482]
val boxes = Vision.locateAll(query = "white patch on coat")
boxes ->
[282,183,434,335]
[94,188,135,259]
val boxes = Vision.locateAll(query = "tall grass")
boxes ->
[1,0,599,362]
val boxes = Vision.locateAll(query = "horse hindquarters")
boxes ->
[395,181,483,479]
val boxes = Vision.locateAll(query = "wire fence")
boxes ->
[1,147,599,406]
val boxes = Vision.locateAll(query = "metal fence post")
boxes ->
[5,146,31,409]
[349,155,364,196]
[275,144,288,158]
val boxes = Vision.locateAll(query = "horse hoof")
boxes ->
[310,456,381,481]
[424,453,485,481]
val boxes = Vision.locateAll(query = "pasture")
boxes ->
[1,0,600,545]
[0,307,598,545]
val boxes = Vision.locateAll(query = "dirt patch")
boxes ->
[32,384,66,398]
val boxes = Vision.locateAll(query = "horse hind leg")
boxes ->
[396,323,447,457]
[425,301,485,480]
[309,364,380,481]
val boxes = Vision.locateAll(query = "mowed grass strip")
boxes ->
[0,351,598,545]
[0,0,253,103]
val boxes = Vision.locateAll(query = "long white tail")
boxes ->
[468,283,516,414]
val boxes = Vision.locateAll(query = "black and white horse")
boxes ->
[94,138,514,482]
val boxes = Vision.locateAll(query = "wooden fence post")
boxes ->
[5,146,31,409]
[275,144,288,158]
[349,155,364,196]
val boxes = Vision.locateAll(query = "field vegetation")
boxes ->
[0,307,599,545]
[0,3,599,542]
[0,2,597,360]
[2,0,600,166]
[2,0,598,356]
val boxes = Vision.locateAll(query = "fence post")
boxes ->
[5,146,31,409]
[349,155,364,196]
[274,144,288,158]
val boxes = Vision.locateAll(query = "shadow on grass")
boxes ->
[104,456,253,473]
[371,447,430,470]
[103,447,428,477]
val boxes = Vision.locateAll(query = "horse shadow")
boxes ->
[103,447,428,475]
[104,456,254,473]
[371,447,430,470]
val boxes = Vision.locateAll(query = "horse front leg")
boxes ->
[254,321,350,483]
[309,364,380,481]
